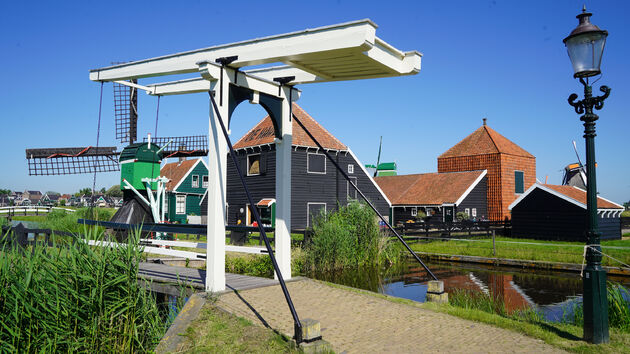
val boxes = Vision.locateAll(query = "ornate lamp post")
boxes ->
[564,6,610,344]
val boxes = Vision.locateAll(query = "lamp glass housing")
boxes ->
[565,31,607,78]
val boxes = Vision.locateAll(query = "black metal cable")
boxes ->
[292,114,438,281]
[208,91,303,341]
[154,95,161,137]
[90,81,104,218]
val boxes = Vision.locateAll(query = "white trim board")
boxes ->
[508,183,624,211]
[454,170,488,206]
[347,148,392,207]
[171,158,204,192]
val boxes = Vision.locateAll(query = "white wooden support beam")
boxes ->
[206,79,228,293]
[274,85,293,280]
[147,62,301,100]
[114,80,156,95]
[89,20,377,81]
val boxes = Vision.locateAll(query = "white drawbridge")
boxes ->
[89,19,423,293]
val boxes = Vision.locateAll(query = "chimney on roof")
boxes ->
[483,118,487,126]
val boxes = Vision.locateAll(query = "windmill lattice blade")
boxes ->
[25,147,120,176]
[144,135,208,157]
[113,80,138,144]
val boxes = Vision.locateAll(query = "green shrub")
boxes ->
[0,228,166,352]
[226,253,274,278]
[456,211,470,221]
[304,202,403,271]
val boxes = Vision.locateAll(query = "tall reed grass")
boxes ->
[0,227,166,352]
[570,283,630,331]
[39,208,115,234]
[304,202,403,271]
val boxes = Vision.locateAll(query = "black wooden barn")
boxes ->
[375,170,488,225]
[509,184,624,241]
[224,104,391,229]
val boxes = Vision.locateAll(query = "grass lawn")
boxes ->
[409,236,630,266]
[176,303,301,353]
[423,302,630,353]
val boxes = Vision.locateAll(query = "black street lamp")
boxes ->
[564,6,610,344]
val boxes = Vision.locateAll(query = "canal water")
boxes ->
[308,260,630,322]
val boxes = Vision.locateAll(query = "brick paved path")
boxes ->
[216,278,565,353]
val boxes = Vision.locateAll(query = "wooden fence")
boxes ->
[392,220,511,240]
[0,206,75,218]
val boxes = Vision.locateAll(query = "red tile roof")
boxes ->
[542,184,622,209]
[233,103,347,151]
[161,159,200,191]
[439,125,534,159]
[375,171,485,206]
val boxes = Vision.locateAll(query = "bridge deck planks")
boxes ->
[138,262,278,292]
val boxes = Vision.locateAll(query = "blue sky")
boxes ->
[1,0,628,204]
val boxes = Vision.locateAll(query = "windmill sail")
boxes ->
[143,135,208,158]
[26,146,120,176]
[113,79,138,144]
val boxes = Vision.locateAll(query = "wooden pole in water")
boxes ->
[492,230,496,257]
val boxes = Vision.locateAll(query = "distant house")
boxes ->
[437,119,536,221]
[41,193,61,206]
[161,158,209,223]
[509,184,624,240]
[58,194,72,204]
[376,170,488,224]
[225,103,390,229]
[22,190,42,206]
[10,191,22,203]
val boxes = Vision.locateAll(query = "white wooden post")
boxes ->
[206,83,228,293]
[274,90,293,279]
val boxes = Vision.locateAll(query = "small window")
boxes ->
[347,177,357,200]
[307,153,326,174]
[515,170,524,194]
[411,207,417,217]
[465,208,470,216]
[176,195,186,214]
[248,154,261,176]
[307,203,326,227]
[472,208,477,217]
[202,175,208,188]
[192,175,199,188]
[348,164,354,174]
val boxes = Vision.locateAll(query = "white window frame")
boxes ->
[176,195,186,215]
[202,175,208,188]
[191,175,199,188]
[307,153,326,174]
[472,208,477,217]
[307,202,327,227]
[348,164,354,174]
[347,176,358,200]
[411,207,417,217]
[465,208,470,217]
[247,153,261,176]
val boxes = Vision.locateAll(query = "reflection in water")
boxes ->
[307,260,630,322]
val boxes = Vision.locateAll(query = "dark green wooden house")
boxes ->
[161,158,209,223]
